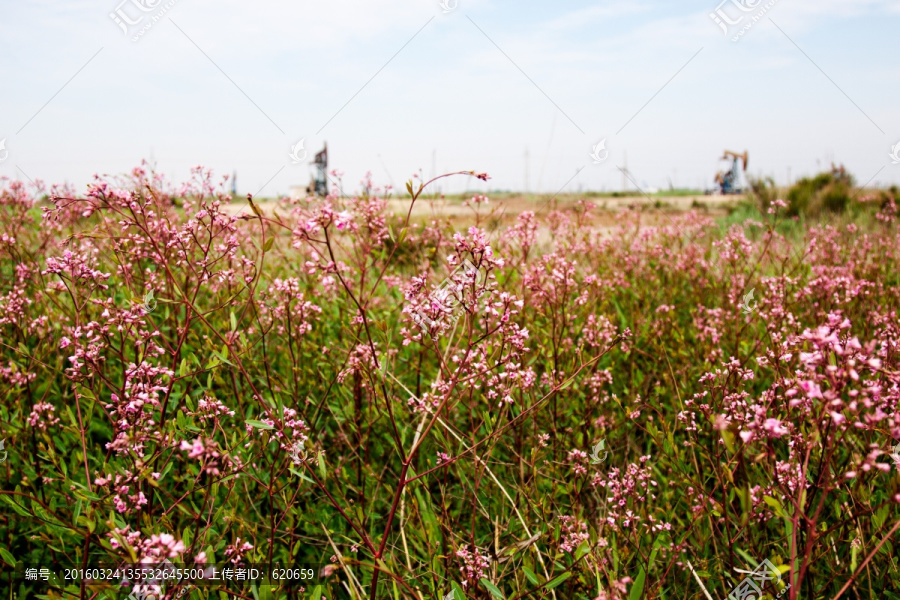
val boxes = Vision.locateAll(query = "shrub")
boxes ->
[786,165,854,217]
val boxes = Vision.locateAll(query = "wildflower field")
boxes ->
[1,167,899,600]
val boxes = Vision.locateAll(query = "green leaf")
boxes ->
[158,460,174,482]
[610,296,629,329]
[647,540,660,573]
[546,572,571,589]
[735,548,756,566]
[65,405,78,428]
[763,495,786,518]
[762,495,781,510]
[68,480,102,501]
[479,579,505,599]
[230,311,237,332]
[575,541,591,561]
[317,452,326,480]
[289,467,315,484]
[258,582,273,600]
[262,237,274,252]
[629,566,645,600]
[450,582,466,600]
[522,566,539,586]
[414,490,438,539]
[1,495,30,517]
[0,547,16,567]
[246,420,274,430]
[719,423,736,454]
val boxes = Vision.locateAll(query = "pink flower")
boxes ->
[28,402,60,431]
[455,545,490,588]
[224,537,254,564]
[180,438,205,458]
[762,418,789,437]
[333,210,352,230]
[558,515,589,553]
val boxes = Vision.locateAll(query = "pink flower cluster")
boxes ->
[179,437,236,477]
[105,361,173,456]
[106,525,185,562]
[593,456,670,533]
[259,278,322,337]
[567,449,589,476]
[94,469,148,514]
[27,402,60,431]
[557,515,589,553]
[194,394,236,423]
[224,537,254,564]
[44,249,111,289]
[245,406,310,453]
[455,545,491,589]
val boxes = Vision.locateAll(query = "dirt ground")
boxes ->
[226,193,739,229]
[223,192,741,250]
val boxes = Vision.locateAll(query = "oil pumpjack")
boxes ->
[713,149,749,195]
[307,142,328,197]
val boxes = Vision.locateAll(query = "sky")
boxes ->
[1,0,899,198]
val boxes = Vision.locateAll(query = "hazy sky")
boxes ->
[1,0,899,197]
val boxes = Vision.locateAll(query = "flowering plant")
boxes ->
[1,167,897,599]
